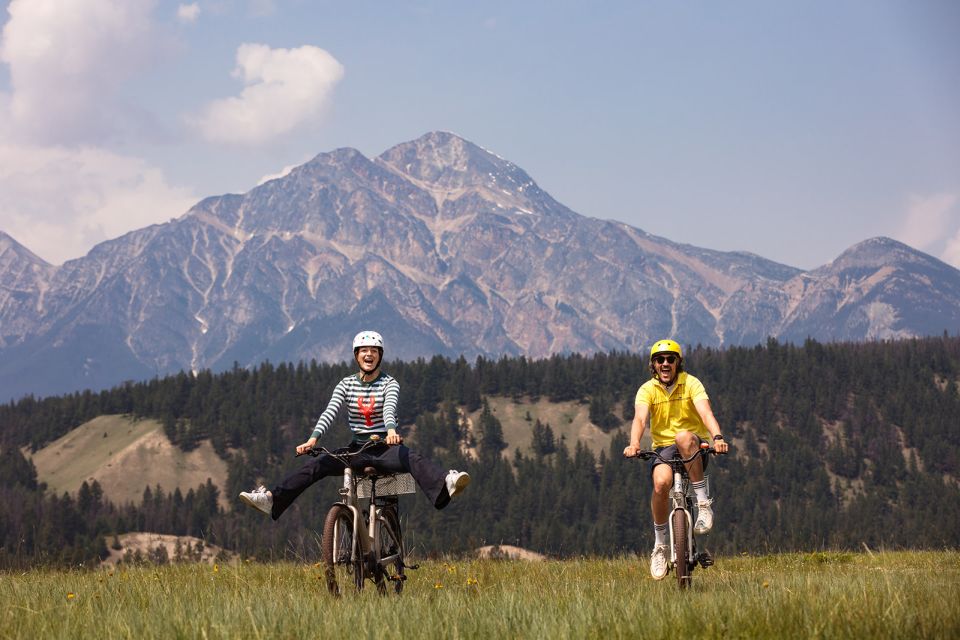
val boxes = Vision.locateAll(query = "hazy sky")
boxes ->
[1,0,957,270]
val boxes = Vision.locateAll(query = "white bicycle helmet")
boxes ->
[352,330,384,352]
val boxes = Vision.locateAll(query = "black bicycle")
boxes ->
[635,444,723,589]
[302,436,417,596]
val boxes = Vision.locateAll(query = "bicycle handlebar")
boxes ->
[298,435,389,458]
[635,445,724,465]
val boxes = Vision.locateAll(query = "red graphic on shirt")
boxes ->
[357,396,377,427]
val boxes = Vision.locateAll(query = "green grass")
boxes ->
[3,552,958,639]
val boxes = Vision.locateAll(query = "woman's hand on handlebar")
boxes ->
[385,429,403,446]
[296,437,318,456]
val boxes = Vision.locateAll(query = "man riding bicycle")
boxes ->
[623,339,729,580]
[239,331,471,519]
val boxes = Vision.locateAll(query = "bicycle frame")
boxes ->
[335,466,404,569]
[637,444,719,588]
[308,438,415,595]
[667,461,694,569]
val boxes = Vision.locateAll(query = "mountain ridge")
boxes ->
[2,131,958,399]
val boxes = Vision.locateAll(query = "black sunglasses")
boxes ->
[653,354,677,364]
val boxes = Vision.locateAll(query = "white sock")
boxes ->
[692,478,709,503]
[654,522,668,546]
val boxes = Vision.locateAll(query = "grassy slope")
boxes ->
[28,415,229,508]
[3,552,958,639]
[462,396,647,458]
[101,533,230,567]
[26,397,644,518]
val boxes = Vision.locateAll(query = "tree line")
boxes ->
[1,335,958,568]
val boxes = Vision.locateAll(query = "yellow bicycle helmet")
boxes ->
[650,339,682,360]
[648,339,683,379]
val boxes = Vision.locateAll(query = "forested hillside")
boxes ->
[1,336,958,568]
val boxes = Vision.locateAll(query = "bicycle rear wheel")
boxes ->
[375,506,405,595]
[672,509,691,589]
[321,505,363,596]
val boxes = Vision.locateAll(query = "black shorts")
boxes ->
[649,437,709,477]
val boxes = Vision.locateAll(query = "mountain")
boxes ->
[1,132,959,399]
[0,232,57,348]
[777,237,960,342]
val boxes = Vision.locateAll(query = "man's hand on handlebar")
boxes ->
[622,443,642,458]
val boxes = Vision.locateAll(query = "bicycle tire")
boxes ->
[321,504,363,596]
[375,506,405,595]
[672,508,691,589]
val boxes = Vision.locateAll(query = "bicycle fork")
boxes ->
[338,469,371,564]
[667,471,693,569]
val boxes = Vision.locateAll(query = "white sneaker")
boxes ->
[650,543,669,580]
[695,499,714,534]
[239,486,273,516]
[445,470,471,498]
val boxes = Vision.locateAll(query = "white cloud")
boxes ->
[0,145,198,265]
[257,162,302,186]
[943,229,960,270]
[177,3,201,23]
[898,193,957,248]
[0,0,164,145]
[189,43,344,145]
[896,192,960,268]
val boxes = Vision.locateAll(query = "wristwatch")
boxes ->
[713,434,724,441]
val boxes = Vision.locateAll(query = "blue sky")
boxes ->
[1,0,957,271]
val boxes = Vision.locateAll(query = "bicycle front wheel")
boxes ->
[672,509,691,589]
[321,505,363,596]
[375,506,405,595]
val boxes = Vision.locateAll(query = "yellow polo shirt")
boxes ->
[635,371,710,447]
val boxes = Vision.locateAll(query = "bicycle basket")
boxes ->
[357,473,416,498]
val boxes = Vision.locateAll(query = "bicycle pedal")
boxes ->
[697,551,714,568]
[388,574,407,582]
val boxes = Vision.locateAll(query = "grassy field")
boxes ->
[3,551,958,639]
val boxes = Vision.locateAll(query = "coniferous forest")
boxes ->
[1,336,959,569]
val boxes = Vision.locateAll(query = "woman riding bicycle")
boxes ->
[239,330,471,519]
[622,339,728,580]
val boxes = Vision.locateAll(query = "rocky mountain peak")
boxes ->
[0,231,49,267]
[378,131,537,194]
[1,133,958,400]
[826,236,930,271]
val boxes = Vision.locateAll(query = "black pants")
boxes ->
[270,443,451,520]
